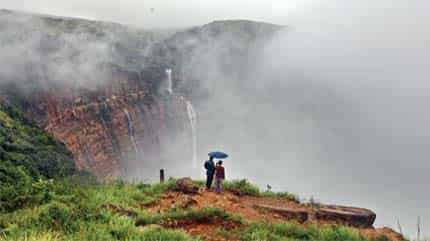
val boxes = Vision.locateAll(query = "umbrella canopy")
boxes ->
[208,151,229,159]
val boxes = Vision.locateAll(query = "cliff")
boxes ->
[20,75,193,179]
[0,10,283,178]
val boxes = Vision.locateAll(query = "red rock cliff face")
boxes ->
[24,70,192,179]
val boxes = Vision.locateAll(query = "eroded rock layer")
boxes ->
[22,70,192,179]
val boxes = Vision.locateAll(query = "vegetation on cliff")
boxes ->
[0,103,77,212]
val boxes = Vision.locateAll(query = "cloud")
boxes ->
[1,1,429,236]
[1,0,314,28]
[168,1,430,236]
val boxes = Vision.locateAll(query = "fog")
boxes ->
[266,4,430,238]
[1,0,430,238]
[182,2,430,238]
[0,12,114,91]
[1,0,310,29]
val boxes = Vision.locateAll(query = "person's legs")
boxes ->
[206,174,213,190]
[215,178,222,193]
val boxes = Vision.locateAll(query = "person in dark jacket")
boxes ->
[215,160,225,194]
[204,156,216,190]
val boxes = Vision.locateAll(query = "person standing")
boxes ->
[204,156,216,190]
[215,160,225,194]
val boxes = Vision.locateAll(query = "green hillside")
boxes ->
[0,102,77,212]
[0,102,199,241]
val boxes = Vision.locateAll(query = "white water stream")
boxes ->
[165,69,173,94]
[185,100,198,168]
[165,68,198,168]
[123,109,140,155]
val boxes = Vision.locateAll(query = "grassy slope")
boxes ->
[0,179,199,241]
[0,178,392,241]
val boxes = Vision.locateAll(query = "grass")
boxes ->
[135,208,243,226]
[0,225,200,241]
[193,179,300,202]
[0,177,402,241]
[221,222,391,241]
[223,179,261,196]
[0,178,197,241]
[0,111,13,127]
[261,191,300,203]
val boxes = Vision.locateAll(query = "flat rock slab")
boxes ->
[253,204,309,223]
[254,203,376,228]
[315,205,376,228]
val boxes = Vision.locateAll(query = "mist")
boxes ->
[0,9,170,94]
[186,1,430,238]
[0,11,109,91]
[1,0,429,238]
[1,0,311,29]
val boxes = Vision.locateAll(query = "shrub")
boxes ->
[0,104,77,181]
[239,222,379,241]
[0,231,62,241]
[0,164,33,212]
[38,201,78,233]
[136,208,242,226]
[223,179,261,196]
[29,179,56,205]
[261,191,300,203]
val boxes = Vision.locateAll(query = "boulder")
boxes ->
[173,178,200,194]
[315,205,376,228]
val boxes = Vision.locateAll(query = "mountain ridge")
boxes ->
[0,9,283,179]
[0,10,408,241]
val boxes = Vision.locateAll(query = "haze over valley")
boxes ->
[0,1,429,238]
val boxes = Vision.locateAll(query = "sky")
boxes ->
[2,0,314,28]
[1,0,430,238]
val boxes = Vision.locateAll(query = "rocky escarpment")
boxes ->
[20,70,193,179]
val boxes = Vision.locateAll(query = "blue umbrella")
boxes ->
[208,151,229,159]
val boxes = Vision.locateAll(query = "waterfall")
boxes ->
[165,69,173,94]
[123,109,140,155]
[163,68,198,168]
[185,100,198,168]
